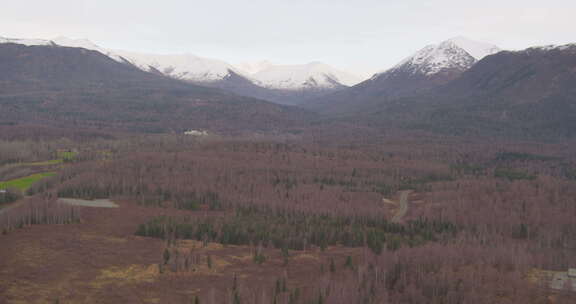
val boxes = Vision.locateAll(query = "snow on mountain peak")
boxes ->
[527,43,576,53]
[392,37,501,76]
[52,37,100,50]
[0,36,53,46]
[50,37,124,61]
[112,50,241,82]
[244,62,363,90]
[0,35,242,83]
[1,35,360,88]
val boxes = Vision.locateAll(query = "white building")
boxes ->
[184,130,209,136]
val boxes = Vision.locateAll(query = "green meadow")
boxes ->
[0,172,56,192]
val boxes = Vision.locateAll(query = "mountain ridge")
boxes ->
[303,37,502,114]
[0,35,360,90]
[0,35,361,105]
[0,43,313,134]
[350,42,576,138]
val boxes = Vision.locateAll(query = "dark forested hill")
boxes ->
[304,37,501,115]
[0,43,312,134]
[346,44,576,139]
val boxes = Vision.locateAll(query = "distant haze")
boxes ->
[2,0,575,78]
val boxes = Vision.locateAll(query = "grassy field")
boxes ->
[22,159,63,166]
[2,151,77,169]
[0,172,56,192]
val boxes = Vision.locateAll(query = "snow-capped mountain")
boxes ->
[51,36,125,62]
[237,61,363,90]
[305,37,503,114]
[0,36,126,62]
[0,35,360,99]
[366,41,576,137]
[52,37,242,83]
[0,42,312,134]
[0,36,240,83]
[388,36,501,77]
[113,50,242,83]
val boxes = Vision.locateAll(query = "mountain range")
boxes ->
[339,43,576,138]
[0,36,362,105]
[0,42,312,133]
[1,34,575,139]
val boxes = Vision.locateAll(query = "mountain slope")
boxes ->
[0,36,360,105]
[0,36,243,83]
[0,43,312,134]
[305,37,501,114]
[0,36,54,46]
[112,50,243,83]
[358,43,576,138]
[195,70,341,106]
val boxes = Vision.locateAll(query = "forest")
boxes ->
[1,126,576,303]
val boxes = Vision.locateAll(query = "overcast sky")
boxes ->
[3,0,575,77]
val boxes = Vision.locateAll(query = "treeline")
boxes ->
[159,241,560,304]
[0,138,80,165]
[136,206,457,254]
[423,177,576,270]
[0,196,81,234]
[50,140,461,219]
[304,241,549,304]
[0,188,22,205]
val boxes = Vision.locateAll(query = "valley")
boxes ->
[1,130,575,303]
[1,28,576,304]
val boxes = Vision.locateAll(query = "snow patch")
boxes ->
[244,62,363,89]
[112,50,241,82]
[528,43,576,52]
[51,36,124,61]
[0,36,53,46]
[387,37,501,76]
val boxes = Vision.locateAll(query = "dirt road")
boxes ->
[391,190,411,223]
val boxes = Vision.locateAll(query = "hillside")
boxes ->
[357,44,576,138]
[305,37,500,114]
[0,36,361,106]
[0,43,312,134]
